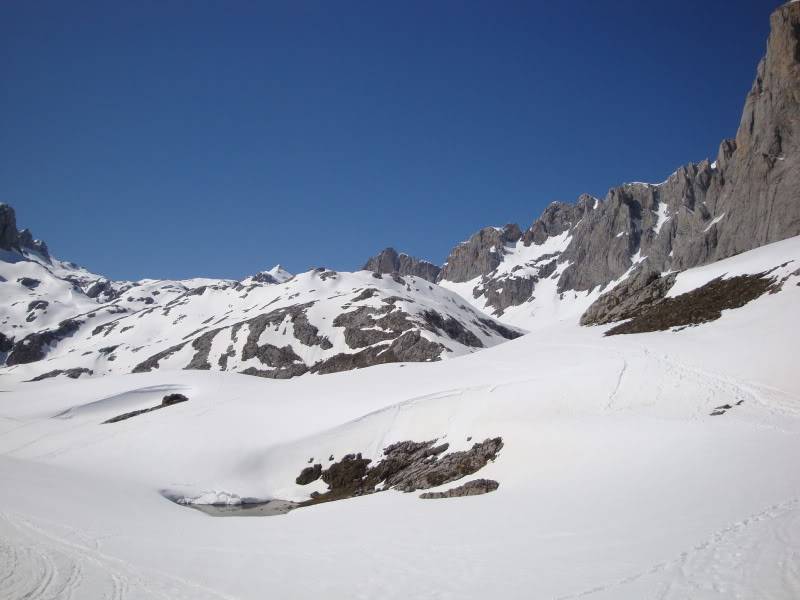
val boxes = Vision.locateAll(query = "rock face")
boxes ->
[0,203,48,257]
[439,224,522,283]
[0,204,20,250]
[436,2,800,319]
[714,2,800,257]
[297,437,503,506]
[18,228,49,257]
[363,247,441,283]
[580,266,678,326]
[522,195,596,246]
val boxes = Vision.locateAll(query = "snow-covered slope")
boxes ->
[0,213,522,384]
[1,236,799,599]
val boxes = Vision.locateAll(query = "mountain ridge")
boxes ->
[1,1,798,379]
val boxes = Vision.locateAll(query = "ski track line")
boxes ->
[553,497,800,600]
[655,355,800,427]
[606,357,627,409]
[0,511,242,600]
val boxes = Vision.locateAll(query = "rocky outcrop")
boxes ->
[580,266,677,326]
[439,224,522,283]
[311,330,444,375]
[421,310,483,348]
[0,204,49,257]
[6,319,82,366]
[382,437,504,492]
[161,393,189,406]
[250,272,279,284]
[605,271,780,335]
[473,317,524,340]
[132,342,189,373]
[333,305,412,349]
[419,478,499,499]
[86,279,121,301]
[26,300,49,312]
[296,464,323,485]
[17,277,41,289]
[521,195,596,246]
[363,247,441,283]
[297,437,503,506]
[103,393,189,424]
[28,367,93,381]
[0,203,19,251]
[0,333,13,354]
[18,228,49,258]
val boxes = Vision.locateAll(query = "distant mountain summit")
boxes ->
[0,203,49,257]
[242,265,294,285]
[362,247,441,283]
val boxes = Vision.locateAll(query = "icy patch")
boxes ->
[704,213,726,232]
[653,202,670,235]
[166,489,246,506]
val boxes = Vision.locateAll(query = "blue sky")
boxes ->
[0,1,781,280]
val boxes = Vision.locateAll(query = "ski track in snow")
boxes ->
[606,357,627,410]
[0,511,237,600]
[554,497,800,600]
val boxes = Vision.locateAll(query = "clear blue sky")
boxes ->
[0,0,781,280]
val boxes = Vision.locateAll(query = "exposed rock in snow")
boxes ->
[438,224,522,283]
[28,367,94,381]
[103,392,189,424]
[419,478,499,499]
[297,437,503,506]
[580,265,678,327]
[362,247,441,283]
[605,270,783,335]
[0,203,20,250]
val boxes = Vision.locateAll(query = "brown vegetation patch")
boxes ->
[606,272,777,335]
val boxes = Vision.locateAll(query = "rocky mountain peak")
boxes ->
[362,247,441,283]
[438,224,522,284]
[0,203,19,251]
[439,3,800,316]
[0,203,49,258]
